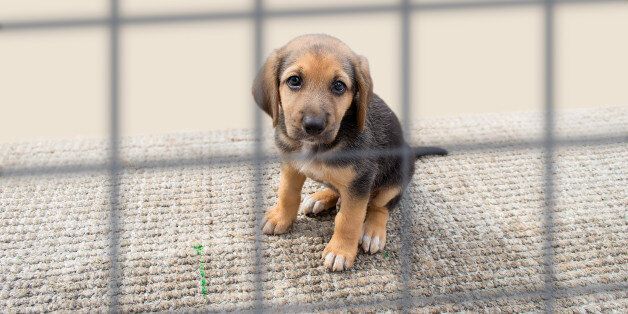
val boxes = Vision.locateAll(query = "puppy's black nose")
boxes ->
[302,115,326,136]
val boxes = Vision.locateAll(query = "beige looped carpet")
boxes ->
[0,106,626,312]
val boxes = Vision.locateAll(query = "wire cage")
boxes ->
[1,0,626,312]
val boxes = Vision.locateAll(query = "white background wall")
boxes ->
[1,0,627,143]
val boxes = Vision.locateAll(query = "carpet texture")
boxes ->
[1,106,626,312]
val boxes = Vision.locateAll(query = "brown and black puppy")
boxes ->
[253,34,446,271]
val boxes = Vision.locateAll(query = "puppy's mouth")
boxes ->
[303,132,335,144]
[286,126,337,145]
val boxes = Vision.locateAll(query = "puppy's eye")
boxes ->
[331,81,346,94]
[287,76,302,89]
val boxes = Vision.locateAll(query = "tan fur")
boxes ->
[278,34,373,131]
[371,186,401,208]
[279,52,355,143]
[252,51,282,126]
[262,164,306,235]
[252,34,373,143]
[322,193,370,270]
[353,56,373,131]
[290,160,355,189]
[290,160,370,270]
[276,129,300,151]
[281,35,354,56]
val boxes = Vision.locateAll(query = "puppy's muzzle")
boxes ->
[302,115,327,136]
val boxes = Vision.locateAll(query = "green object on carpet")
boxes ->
[194,244,208,296]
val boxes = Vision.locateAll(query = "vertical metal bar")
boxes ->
[542,0,556,312]
[107,0,121,312]
[253,0,265,312]
[399,0,413,311]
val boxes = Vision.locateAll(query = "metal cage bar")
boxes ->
[399,0,414,311]
[542,0,557,311]
[107,0,121,311]
[253,0,265,312]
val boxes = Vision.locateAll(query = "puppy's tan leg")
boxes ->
[322,192,369,271]
[262,164,306,235]
[360,186,400,254]
[300,187,339,215]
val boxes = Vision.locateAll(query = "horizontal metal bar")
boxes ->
[124,10,252,26]
[264,3,398,18]
[1,0,625,32]
[0,17,107,31]
[0,162,108,177]
[1,133,625,178]
[412,0,626,12]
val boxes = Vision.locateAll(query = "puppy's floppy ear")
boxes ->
[252,50,283,127]
[353,55,373,132]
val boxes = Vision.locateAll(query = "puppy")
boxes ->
[253,34,446,271]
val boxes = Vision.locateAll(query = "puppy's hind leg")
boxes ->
[300,187,339,215]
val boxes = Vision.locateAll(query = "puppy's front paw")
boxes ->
[322,237,358,271]
[262,206,296,235]
[300,188,339,215]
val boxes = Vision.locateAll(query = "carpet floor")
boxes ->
[0,106,626,312]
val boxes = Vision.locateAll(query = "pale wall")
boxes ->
[1,1,627,143]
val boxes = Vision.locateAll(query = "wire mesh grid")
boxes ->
[1,0,627,312]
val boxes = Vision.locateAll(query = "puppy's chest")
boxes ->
[289,147,354,189]
[292,159,328,182]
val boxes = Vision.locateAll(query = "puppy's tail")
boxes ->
[412,146,448,158]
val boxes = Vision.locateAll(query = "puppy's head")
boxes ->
[252,34,373,144]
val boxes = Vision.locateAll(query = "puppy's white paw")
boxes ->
[324,252,349,272]
[360,207,388,254]
[359,233,385,254]
[299,195,328,215]
[261,206,295,235]
[322,238,357,271]
[299,190,338,215]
